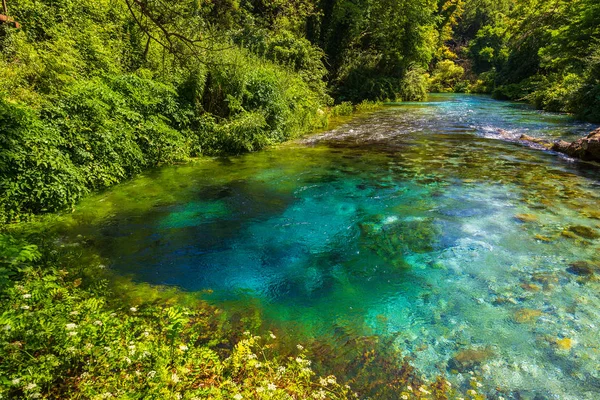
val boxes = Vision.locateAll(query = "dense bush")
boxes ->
[429,61,465,93]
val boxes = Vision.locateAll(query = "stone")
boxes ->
[515,213,538,223]
[561,230,580,239]
[567,261,598,276]
[555,338,574,350]
[521,283,542,292]
[564,225,600,239]
[534,234,553,242]
[531,273,559,286]
[552,140,571,154]
[448,347,494,372]
[514,308,542,323]
[519,134,553,149]
[551,127,600,162]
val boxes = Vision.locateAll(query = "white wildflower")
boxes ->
[268,383,277,391]
[130,307,138,312]
[20,305,30,310]
[22,294,32,299]
[30,393,41,399]
[270,333,276,339]
[296,344,304,351]
[66,323,78,330]
[70,311,79,316]
[401,395,408,400]
[25,383,37,391]
[233,394,243,400]
[93,320,103,326]
[68,331,78,336]
[143,331,150,337]
[171,373,179,383]
[277,366,286,373]
[125,357,132,364]
[256,387,264,393]
[327,377,336,385]
[243,331,250,335]
[247,354,257,360]
[254,362,262,368]
[11,378,20,385]
[148,371,157,378]
[407,385,413,392]
[179,344,189,351]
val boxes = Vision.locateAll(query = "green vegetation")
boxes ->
[1,0,598,397]
[446,0,600,121]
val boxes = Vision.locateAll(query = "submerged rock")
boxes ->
[514,308,542,323]
[563,225,600,239]
[515,213,538,223]
[521,283,542,292]
[519,134,553,149]
[448,347,494,372]
[555,338,574,351]
[567,261,599,276]
[534,234,553,242]
[551,127,600,162]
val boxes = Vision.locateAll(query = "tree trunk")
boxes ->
[2,0,7,16]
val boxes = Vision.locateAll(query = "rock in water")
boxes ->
[564,225,600,239]
[519,134,553,149]
[552,128,600,162]
[514,308,542,323]
[448,347,494,372]
[567,261,599,276]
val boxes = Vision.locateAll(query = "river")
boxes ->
[63,94,600,399]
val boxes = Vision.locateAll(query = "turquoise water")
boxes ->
[68,94,600,399]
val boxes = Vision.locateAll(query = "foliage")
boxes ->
[451,0,600,121]
[315,0,438,102]
[0,0,332,222]
[399,68,430,101]
[429,60,465,93]
[0,262,356,399]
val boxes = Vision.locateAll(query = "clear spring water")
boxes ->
[67,94,600,399]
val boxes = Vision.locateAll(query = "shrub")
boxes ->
[429,60,465,93]
[398,68,430,101]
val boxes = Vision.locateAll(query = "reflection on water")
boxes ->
[67,94,600,399]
